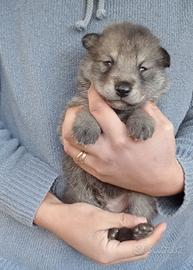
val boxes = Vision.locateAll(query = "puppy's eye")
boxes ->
[103,60,114,68]
[139,66,148,73]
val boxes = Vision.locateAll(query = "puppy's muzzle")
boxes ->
[115,81,133,98]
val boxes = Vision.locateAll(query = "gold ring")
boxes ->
[75,151,87,164]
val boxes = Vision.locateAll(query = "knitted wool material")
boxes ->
[0,1,193,269]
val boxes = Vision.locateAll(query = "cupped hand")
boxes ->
[35,193,166,265]
[62,86,184,197]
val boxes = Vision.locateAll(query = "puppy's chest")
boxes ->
[106,193,129,213]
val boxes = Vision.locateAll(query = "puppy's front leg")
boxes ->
[73,110,101,145]
[126,109,155,140]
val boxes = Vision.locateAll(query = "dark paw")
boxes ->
[108,228,120,240]
[108,223,154,242]
[132,222,154,240]
[73,125,100,145]
[127,118,154,141]
[108,227,133,242]
[72,111,101,145]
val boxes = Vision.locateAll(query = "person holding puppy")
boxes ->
[0,1,192,269]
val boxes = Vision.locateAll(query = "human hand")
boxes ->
[62,86,184,197]
[34,192,166,265]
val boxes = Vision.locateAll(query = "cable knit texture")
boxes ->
[0,1,193,269]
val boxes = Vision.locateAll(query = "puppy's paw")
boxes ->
[127,114,155,140]
[132,222,154,240]
[108,227,133,242]
[72,110,101,145]
[108,223,154,242]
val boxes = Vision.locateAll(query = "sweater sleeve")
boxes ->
[0,119,59,226]
[156,96,193,217]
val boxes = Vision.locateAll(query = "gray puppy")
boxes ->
[60,22,170,241]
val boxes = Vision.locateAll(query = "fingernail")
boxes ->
[162,223,167,232]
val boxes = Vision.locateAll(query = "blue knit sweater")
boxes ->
[0,1,193,269]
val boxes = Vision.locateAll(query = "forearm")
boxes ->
[0,121,58,226]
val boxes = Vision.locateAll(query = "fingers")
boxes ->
[107,223,166,262]
[106,212,147,229]
[61,106,83,144]
[103,252,149,265]
[62,86,128,145]
[63,139,88,165]
[62,86,135,150]
[131,223,166,254]
[63,139,101,178]
[144,102,173,130]
[88,87,128,141]
[97,251,148,265]
[143,102,166,121]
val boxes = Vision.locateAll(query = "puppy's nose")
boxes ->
[115,81,132,98]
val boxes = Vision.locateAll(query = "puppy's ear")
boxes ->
[159,47,170,68]
[82,33,100,49]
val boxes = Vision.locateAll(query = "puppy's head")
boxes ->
[81,22,170,110]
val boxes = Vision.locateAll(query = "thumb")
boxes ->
[88,86,126,140]
[143,101,169,123]
[107,212,147,229]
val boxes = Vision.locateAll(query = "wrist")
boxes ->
[172,159,185,194]
[158,159,184,197]
[34,192,77,244]
[34,192,64,228]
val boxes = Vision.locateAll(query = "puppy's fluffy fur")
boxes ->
[60,22,170,241]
